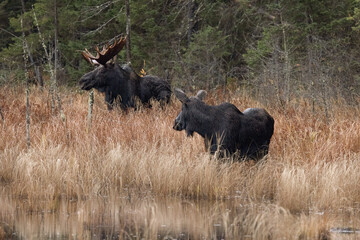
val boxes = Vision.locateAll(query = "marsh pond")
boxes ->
[1,194,360,240]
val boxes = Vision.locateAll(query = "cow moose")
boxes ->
[121,63,171,108]
[79,37,171,110]
[173,88,275,161]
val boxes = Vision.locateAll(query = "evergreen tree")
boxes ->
[0,0,358,104]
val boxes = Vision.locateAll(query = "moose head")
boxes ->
[79,37,133,110]
[173,88,207,136]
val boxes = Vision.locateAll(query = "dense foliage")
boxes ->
[0,0,359,105]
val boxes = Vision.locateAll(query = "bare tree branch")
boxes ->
[83,13,121,36]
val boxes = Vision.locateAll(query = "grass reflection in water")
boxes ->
[1,196,360,240]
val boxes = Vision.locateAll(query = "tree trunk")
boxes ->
[33,4,55,113]
[32,3,64,119]
[54,0,58,84]
[187,0,195,47]
[305,9,315,113]
[280,14,291,105]
[54,0,65,121]
[21,0,43,89]
[87,89,94,132]
[125,0,131,63]
[21,15,30,149]
[35,66,43,89]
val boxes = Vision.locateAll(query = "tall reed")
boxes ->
[0,86,359,214]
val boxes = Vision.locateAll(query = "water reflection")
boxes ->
[0,196,240,240]
[1,196,360,240]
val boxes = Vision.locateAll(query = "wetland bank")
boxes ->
[0,88,360,239]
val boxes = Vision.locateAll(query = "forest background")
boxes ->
[0,0,360,108]
[1,1,360,238]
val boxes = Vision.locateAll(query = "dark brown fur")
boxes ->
[173,88,274,161]
[79,63,171,110]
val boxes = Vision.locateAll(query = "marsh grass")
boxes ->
[0,86,360,239]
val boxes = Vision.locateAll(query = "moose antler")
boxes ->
[81,36,127,65]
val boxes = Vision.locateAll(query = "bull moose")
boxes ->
[173,88,274,160]
[79,37,171,110]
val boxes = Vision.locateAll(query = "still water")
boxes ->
[0,195,241,240]
[1,195,359,240]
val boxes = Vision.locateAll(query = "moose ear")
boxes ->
[196,90,207,101]
[174,88,189,103]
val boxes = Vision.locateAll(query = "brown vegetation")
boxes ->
[0,86,359,239]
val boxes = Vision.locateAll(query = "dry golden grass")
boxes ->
[0,86,360,239]
[0,86,359,203]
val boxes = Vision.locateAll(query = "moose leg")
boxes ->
[210,147,219,156]
[105,89,114,110]
[258,140,270,158]
[204,136,219,155]
[157,91,171,105]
